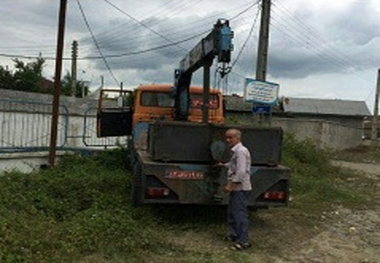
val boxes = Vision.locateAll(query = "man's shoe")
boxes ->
[230,242,252,250]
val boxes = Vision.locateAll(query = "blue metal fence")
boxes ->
[0,99,68,152]
[0,99,128,153]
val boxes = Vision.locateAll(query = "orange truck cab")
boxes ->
[96,84,225,138]
[133,84,224,125]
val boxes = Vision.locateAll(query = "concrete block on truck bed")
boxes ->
[148,121,283,165]
[148,121,212,163]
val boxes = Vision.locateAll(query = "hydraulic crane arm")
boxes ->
[174,19,233,121]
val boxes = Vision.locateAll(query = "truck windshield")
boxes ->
[141,92,175,108]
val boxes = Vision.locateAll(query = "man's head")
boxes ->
[225,128,241,148]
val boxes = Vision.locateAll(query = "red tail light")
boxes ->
[263,191,286,200]
[146,187,170,197]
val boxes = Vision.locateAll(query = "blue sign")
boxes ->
[252,105,271,114]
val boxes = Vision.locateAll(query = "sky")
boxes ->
[1,0,380,112]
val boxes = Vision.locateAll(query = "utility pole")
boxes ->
[71,40,78,97]
[48,0,67,167]
[256,0,271,81]
[253,0,272,126]
[371,69,380,143]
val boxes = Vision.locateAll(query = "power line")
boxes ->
[231,3,260,69]
[0,29,208,61]
[76,0,119,86]
[86,0,258,64]
[270,8,373,83]
[0,1,257,62]
[79,0,255,50]
[0,45,56,49]
[272,0,377,88]
[103,0,188,52]
[272,1,373,82]
[81,0,189,43]
[1,0,262,91]
[229,0,260,21]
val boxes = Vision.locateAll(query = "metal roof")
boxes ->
[281,97,371,116]
[224,95,371,117]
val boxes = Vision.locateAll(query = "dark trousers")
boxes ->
[228,191,250,243]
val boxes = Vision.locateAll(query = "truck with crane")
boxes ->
[96,19,290,209]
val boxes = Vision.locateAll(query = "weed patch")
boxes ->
[0,149,169,263]
[283,134,372,212]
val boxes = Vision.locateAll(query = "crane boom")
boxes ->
[174,19,233,121]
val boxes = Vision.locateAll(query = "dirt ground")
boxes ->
[274,161,380,263]
[162,160,379,263]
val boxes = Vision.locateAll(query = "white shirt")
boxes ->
[225,142,252,191]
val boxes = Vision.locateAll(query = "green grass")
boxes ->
[282,134,372,211]
[0,149,171,262]
[0,137,376,262]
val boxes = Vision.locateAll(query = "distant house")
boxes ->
[223,95,371,149]
[280,97,370,128]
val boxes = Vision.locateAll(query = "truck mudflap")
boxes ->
[133,151,290,208]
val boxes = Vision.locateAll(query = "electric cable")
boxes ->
[272,1,373,82]
[1,1,257,62]
[272,0,375,104]
[270,16,373,84]
[230,4,260,69]
[80,0,256,52]
[76,0,120,86]
[102,0,188,52]
[0,30,207,61]
[229,0,260,21]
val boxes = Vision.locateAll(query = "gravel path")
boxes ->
[280,161,380,263]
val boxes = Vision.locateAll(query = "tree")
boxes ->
[0,65,14,90]
[60,71,89,97]
[12,57,45,92]
[0,58,89,97]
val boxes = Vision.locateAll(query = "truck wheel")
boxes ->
[131,163,143,206]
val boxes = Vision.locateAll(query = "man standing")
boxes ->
[221,128,252,250]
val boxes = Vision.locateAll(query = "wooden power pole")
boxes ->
[48,0,67,167]
[71,40,78,97]
[256,0,271,81]
[371,69,380,143]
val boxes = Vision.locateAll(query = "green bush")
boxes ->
[282,133,335,177]
[282,133,369,210]
[0,150,168,263]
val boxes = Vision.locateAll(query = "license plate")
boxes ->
[165,170,205,180]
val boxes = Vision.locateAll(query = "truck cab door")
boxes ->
[97,89,133,137]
